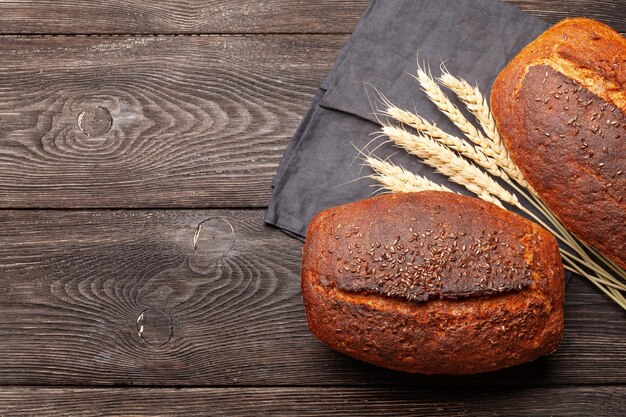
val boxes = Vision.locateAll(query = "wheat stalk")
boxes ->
[364,64,626,310]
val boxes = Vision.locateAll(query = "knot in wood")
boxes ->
[190,217,235,268]
[136,309,172,347]
[77,106,112,137]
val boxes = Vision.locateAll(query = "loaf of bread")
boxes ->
[491,18,626,270]
[301,192,564,374]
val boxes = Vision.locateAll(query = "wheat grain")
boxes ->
[366,156,453,194]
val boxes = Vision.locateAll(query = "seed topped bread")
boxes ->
[491,18,626,269]
[302,192,564,374]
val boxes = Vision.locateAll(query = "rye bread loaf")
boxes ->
[491,18,626,270]
[302,192,564,374]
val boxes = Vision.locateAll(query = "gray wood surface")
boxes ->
[0,0,369,34]
[1,386,624,416]
[0,1,624,35]
[0,209,624,386]
[0,35,345,208]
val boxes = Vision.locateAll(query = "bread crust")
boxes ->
[302,192,564,374]
[491,18,626,269]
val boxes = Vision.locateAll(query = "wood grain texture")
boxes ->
[0,209,624,386]
[0,1,370,35]
[0,35,345,208]
[1,386,625,416]
[0,1,624,35]
[508,0,626,34]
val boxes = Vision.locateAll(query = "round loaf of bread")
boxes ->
[491,18,626,269]
[301,192,564,374]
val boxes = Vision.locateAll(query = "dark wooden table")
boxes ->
[0,1,624,416]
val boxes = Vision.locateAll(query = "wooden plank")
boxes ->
[0,35,345,208]
[0,386,624,416]
[508,0,626,34]
[0,209,625,386]
[0,1,370,35]
[0,1,624,35]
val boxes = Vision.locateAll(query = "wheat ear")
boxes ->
[436,71,530,189]
[382,125,520,208]
[365,156,454,194]
[438,71,504,155]
[417,67,530,189]
[415,67,491,152]
[383,104,508,181]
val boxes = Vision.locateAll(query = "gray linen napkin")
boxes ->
[265,0,550,239]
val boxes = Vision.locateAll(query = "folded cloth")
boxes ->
[265,0,550,239]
